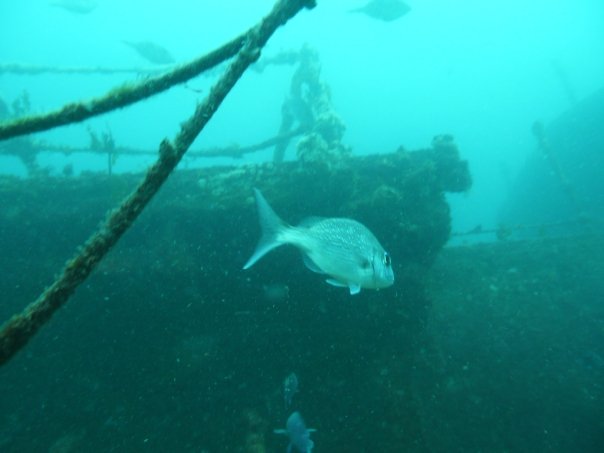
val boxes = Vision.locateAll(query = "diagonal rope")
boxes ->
[0,5,308,142]
[0,35,241,141]
[0,0,317,367]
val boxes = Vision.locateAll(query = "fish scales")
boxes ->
[244,189,394,295]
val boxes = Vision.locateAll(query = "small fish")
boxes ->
[274,411,316,453]
[243,189,394,295]
[283,372,299,409]
[122,40,175,65]
[350,0,411,22]
[50,0,97,14]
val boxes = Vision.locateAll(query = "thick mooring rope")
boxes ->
[0,37,241,141]
[0,126,307,159]
[0,63,169,76]
[0,10,295,141]
[0,0,317,367]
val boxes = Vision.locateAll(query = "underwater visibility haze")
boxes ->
[0,0,604,451]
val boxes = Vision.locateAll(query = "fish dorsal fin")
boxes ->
[302,254,324,274]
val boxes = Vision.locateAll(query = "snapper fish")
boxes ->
[243,189,394,295]
[274,411,316,453]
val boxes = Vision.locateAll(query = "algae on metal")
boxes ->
[273,45,345,162]
[3,177,600,451]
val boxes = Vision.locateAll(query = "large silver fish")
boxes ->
[243,189,394,295]
[283,372,299,409]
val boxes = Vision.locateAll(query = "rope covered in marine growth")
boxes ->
[0,0,317,367]
[0,22,247,141]
[0,36,242,141]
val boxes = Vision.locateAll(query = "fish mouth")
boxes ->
[372,273,394,289]
[381,272,395,287]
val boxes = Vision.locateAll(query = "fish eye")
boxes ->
[382,252,391,266]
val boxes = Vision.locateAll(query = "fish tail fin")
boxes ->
[243,189,288,270]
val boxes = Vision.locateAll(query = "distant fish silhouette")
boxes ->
[283,372,299,410]
[50,0,97,14]
[350,0,411,22]
[122,40,175,65]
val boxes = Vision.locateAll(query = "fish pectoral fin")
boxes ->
[348,283,361,295]
[325,279,362,295]
[325,278,347,288]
